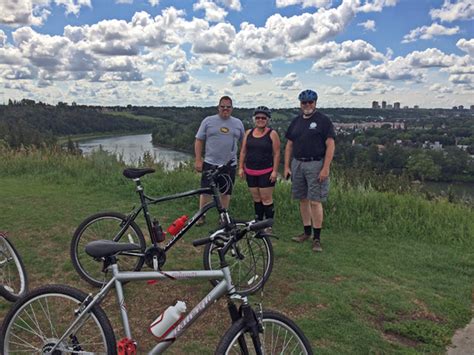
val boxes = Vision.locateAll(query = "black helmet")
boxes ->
[253,106,271,118]
[298,89,318,102]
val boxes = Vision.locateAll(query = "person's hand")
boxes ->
[319,166,329,182]
[284,167,291,180]
[269,171,277,183]
[195,159,203,172]
[238,168,245,179]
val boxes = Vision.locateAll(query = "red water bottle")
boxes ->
[167,215,188,236]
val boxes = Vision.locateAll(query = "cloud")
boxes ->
[275,0,333,8]
[192,23,235,54]
[357,19,376,31]
[149,0,160,5]
[402,23,459,43]
[406,48,456,68]
[217,0,241,11]
[116,0,134,3]
[193,0,228,22]
[275,72,301,90]
[457,38,474,56]
[430,0,474,23]
[327,86,345,95]
[0,30,7,47]
[449,74,473,84]
[229,71,250,86]
[429,83,453,94]
[165,59,190,84]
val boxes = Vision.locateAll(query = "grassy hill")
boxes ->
[0,147,472,354]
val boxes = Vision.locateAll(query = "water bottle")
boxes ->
[149,301,187,339]
[166,215,188,236]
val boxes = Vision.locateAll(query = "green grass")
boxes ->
[0,147,472,354]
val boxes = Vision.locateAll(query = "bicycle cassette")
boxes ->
[144,246,166,270]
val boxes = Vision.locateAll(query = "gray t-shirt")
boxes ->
[195,114,245,166]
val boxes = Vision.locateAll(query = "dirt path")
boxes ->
[447,317,474,355]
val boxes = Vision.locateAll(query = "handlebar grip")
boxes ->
[192,237,211,247]
[249,218,273,231]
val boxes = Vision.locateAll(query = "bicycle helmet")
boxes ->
[253,106,271,118]
[298,89,318,102]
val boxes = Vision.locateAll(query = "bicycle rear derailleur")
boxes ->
[144,245,166,270]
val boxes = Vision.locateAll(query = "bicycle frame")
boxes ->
[49,257,242,354]
[112,177,229,253]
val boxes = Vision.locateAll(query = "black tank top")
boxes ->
[245,128,273,170]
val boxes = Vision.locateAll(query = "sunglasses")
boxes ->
[255,116,268,120]
[300,101,315,105]
[219,105,232,109]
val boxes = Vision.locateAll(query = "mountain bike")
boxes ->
[0,231,28,302]
[70,163,274,295]
[2,229,313,354]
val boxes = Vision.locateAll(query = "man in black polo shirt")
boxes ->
[283,89,335,252]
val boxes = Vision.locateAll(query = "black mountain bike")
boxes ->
[70,163,274,295]
[0,232,28,302]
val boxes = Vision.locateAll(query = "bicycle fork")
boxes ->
[227,301,264,355]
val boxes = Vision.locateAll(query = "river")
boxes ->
[78,133,192,169]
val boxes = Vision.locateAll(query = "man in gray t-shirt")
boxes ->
[194,96,245,225]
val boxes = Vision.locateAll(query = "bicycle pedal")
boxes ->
[117,337,137,355]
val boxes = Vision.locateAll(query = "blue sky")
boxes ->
[0,0,472,108]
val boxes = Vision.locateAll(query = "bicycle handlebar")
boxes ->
[249,218,273,231]
[192,237,212,247]
[204,160,234,181]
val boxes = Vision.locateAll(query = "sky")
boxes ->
[0,0,473,109]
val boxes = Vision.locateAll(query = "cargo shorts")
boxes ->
[290,158,330,201]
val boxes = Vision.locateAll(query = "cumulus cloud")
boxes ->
[430,0,474,23]
[275,72,301,90]
[406,48,456,68]
[402,23,459,43]
[116,0,134,3]
[193,0,228,22]
[0,30,7,47]
[457,38,474,56]
[275,0,333,8]
[229,71,250,86]
[429,83,453,93]
[192,23,235,54]
[217,0,241,11]
[165,59,190,84]
[357,19,376,31]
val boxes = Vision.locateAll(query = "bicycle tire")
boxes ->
[203,228,273,296]
[0,235,28,302]
[70,211,146,287]
[1,284,117,354]
[215,310,313,354]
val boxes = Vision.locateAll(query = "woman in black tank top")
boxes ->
[238,106,281,227]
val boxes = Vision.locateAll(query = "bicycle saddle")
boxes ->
[85,240,141,258]
[123,168,156,179]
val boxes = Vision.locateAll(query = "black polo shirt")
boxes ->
[285,111,335,160]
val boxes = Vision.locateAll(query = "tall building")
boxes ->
[382,101,387,109]
[414,105,419,109]
[394,102,400,109]
[470,105,474,110]
[458,105,464,110]
[372,101,380,109]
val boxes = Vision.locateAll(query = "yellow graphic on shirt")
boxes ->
[220,127,230,134]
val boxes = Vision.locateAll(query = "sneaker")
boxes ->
[312,239,322,252]
[195,216,206,227]
[292,233,311,243]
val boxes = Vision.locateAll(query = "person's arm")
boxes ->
[319,137,335,182]
[284,139,293,180]
[194,138,204,172]
[270,130,281,182]
[238,130,250,179]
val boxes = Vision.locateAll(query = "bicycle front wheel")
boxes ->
[216,310,313,354]
[1,284,117,354]
[0,235,28,302]
[203,230,273,296]
[70,211,146,287]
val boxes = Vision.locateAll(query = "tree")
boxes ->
[406,152,441,181]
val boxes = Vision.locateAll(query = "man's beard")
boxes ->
[302,108,315,116]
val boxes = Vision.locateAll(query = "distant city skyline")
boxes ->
[0,0,473,108]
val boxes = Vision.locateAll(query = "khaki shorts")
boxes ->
[290,158,329,201]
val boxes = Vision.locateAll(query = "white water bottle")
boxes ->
[149,301,187,338]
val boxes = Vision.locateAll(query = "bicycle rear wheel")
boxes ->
[70,211,146,287]
[203,229,273,296]
[216,310,313,354]
[0,235,28,302]
[1,284,117,354]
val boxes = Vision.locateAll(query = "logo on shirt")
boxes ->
[309,122,317,129]
[220,127,230,134]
